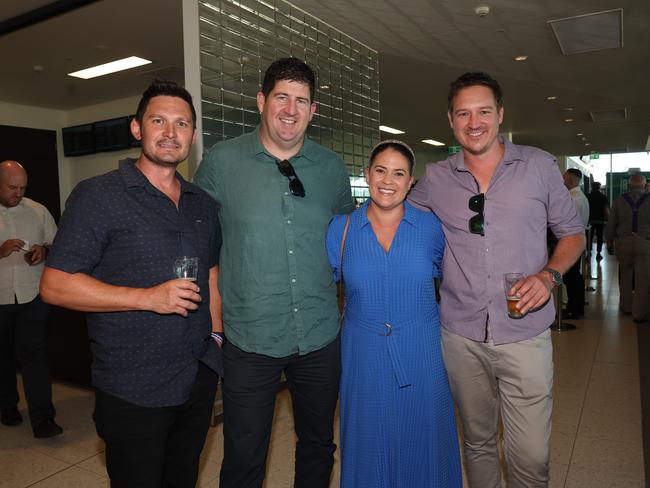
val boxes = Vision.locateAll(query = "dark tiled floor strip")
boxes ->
[637,323,650,487]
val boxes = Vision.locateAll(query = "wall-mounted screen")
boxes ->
[62,124,95,157]
[94,117,130,153]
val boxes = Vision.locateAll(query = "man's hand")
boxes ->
[143,279,202,316]
[0,239,25,258]
[510,272,554,315]
[26,245,47,265]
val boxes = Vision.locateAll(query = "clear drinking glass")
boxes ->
[174,256,198,282]
[504,273,525,319]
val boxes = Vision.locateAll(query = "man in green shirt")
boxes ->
[194,57,353,488]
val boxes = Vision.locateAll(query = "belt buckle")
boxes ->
[383,323,392,336]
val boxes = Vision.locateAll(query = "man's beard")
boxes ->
[142,144,188,169]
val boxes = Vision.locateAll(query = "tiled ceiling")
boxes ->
[1,0,649,157]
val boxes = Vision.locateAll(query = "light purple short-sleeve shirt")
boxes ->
[408,138,584,345]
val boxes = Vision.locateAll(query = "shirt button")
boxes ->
[293,308,298,313]
[289,250,294,254]
[291,278,296,283]
[285,191,289,196]
[287,220,292,224]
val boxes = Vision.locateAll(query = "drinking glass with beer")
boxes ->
[174,256,198,282]
[504,273,525,319]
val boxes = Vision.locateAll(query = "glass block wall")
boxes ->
[197,0,380,200]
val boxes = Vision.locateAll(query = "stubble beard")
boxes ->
[141,144,188,169]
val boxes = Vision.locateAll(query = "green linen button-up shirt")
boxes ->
[194,126,354,357]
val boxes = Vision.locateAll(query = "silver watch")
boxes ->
[542,267,562,287]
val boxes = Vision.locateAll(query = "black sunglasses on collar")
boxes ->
[468,193,485,236]
[276,159,306,198]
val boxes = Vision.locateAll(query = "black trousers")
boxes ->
[564,259,585,316]
[590,223,605,253]
[93,362,219,488]
[0,295,55,428]
[220,335,341,488]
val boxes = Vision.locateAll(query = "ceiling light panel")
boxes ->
[379,125,405,134]
[422,139,445,146]
[68,56,152,79]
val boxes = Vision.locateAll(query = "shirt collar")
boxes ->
[249,125,319,163]
[0,198,27,212]
[356,199,419,229]
[451,136,525,172]
[119,158,196,195]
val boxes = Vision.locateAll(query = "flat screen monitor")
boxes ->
[94,117,130,152]
[62,124,95,157]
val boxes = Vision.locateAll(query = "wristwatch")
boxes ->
[542,267,562,287]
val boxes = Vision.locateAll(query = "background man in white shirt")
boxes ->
[0,160,61,438]
[563,168,590,319]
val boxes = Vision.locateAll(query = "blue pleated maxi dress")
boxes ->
[326,201,461,488]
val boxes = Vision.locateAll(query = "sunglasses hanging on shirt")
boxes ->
[468,193,485,236]
[276,159,306,198]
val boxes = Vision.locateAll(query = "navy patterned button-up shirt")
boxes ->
[47,159,222,407]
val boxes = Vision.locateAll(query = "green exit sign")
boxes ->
[448,145,461,154]
[590,153,600,160]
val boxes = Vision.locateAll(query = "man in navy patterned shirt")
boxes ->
[40,80,222,488]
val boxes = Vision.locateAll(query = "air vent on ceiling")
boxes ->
[548,8,623,55]
[589,108,627,123]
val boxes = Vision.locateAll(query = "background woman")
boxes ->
[326,140,461,487]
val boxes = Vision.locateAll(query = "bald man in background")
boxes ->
[606,173,650,322]
[0,160,61,438]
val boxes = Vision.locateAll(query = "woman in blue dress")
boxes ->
[327,140,461,487]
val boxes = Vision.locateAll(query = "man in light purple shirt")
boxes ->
[409,72,584,488]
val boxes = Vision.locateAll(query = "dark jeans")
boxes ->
[590,223,605,253]
[564,259,585,316]
[93,362,218,488]
[0,295,55,428]
[220,336,341,488]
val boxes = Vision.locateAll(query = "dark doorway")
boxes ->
[1,124,61,220]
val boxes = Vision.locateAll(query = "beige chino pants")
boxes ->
[442,327,553,488]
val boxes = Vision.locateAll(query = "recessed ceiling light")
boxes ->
[319,85,329,90]
[585,143,591,146]
[379,125,405,134]
[560,107,574,112]
[546,96,558,100]
[421,139,445,147]
[581,137,587,141]
[68,56,152,80]
[564,118,574,122]
[576,133,584,136]
[513,55,528,61]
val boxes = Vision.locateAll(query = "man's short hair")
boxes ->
[135,79,197,128]
[448,72,503,112]
[567,168,582,181]
[592,182,601,191]
[261,57,316,102]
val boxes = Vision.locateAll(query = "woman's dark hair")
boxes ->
[261,57,316,101]
[369,140,415,175]
[448,72,503,112]
[135,79,196,127]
